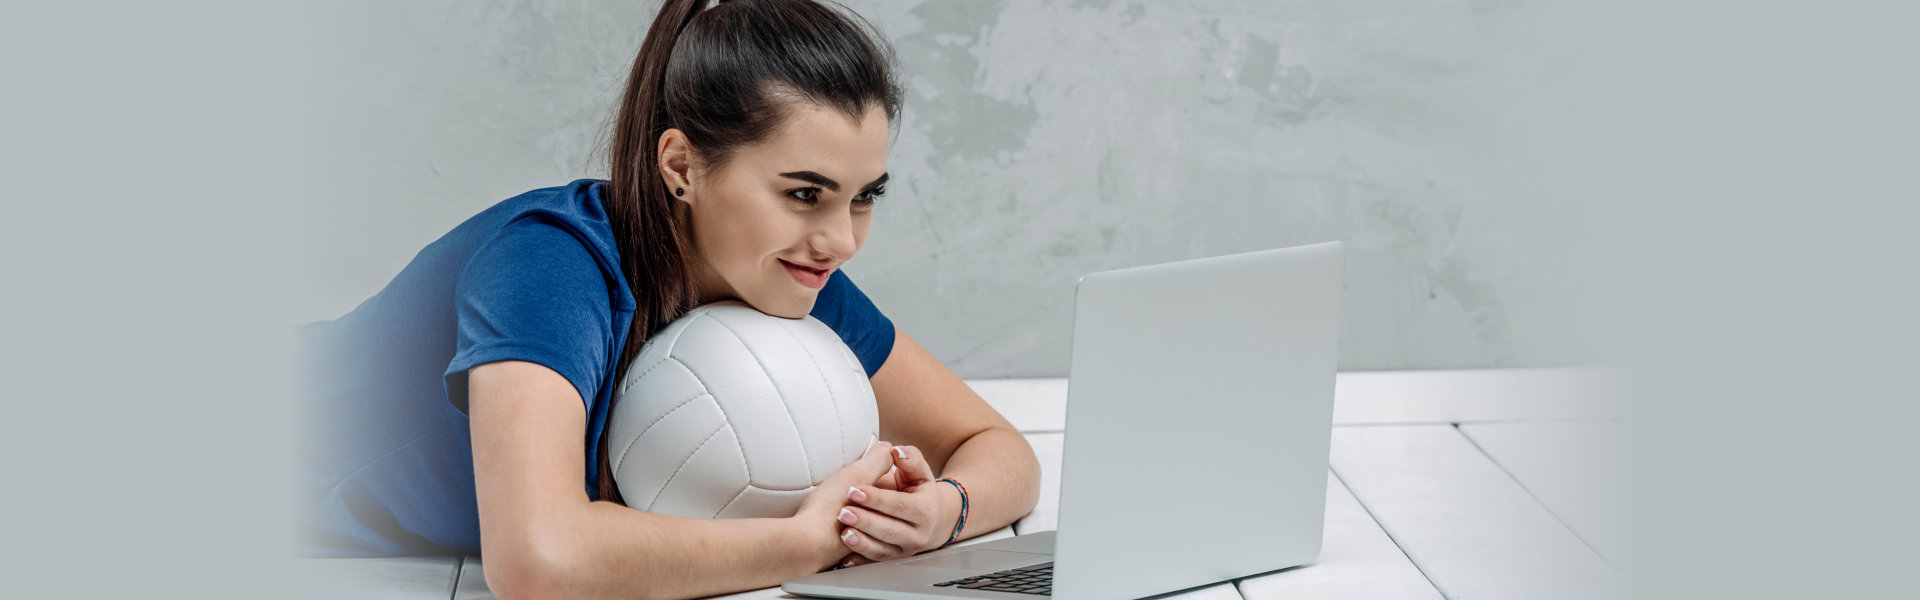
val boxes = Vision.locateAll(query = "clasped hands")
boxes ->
[793,440,955,570]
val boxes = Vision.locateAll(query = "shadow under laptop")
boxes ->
[1133,564,1313,600]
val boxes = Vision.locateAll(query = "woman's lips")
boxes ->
[781,259,830,289]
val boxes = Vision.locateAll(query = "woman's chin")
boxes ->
[740,293,814,320]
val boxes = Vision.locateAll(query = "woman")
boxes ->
[293,0,1041,597]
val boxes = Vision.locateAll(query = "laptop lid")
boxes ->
[1051,241,1345,599]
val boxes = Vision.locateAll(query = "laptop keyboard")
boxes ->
[932,561,1052,595]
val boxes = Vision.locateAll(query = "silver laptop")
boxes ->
[783,241,1345,599]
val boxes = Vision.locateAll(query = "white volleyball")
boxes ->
[606,300,879,519]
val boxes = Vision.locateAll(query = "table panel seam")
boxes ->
[448,555,464,600]
[1328,465,1447,598]
[1452,424,1621,573]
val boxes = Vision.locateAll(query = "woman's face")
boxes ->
[671,103,891,319]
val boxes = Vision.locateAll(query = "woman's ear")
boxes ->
[657,128,695,202]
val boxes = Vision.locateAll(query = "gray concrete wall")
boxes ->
[296,0,1612,378]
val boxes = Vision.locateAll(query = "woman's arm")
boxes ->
[467,360,853,600]
[867,327,1043,545]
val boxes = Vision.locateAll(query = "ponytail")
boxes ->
[598,0,708,505]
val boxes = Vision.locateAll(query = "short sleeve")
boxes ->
[809,270,896,378]
[442,218,616,415]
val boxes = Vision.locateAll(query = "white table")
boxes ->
[291,367,1625,599]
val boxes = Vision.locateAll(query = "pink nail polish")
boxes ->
[894,446,909,459]
[848,486,867,503]
[838,507,857,525]
[842,529,859,545]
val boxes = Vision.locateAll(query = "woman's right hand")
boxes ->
[790,440,901,572]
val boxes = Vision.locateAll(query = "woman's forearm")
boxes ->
[506,428,1039,599]
[515,501,831,600]
[931,425,1043,544]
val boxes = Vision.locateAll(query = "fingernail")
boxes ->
[843,559,855,568]
[838,507,857,525]
[848,486,867,503]
[842,529,859,545]
[894,446,909,459]
[879,440,893,450]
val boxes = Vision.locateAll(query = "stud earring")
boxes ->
[675,188,684,197]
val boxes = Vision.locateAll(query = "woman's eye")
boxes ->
[787,188,820,204]
[856,186,887,205]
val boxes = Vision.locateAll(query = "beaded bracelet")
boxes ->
[933,477,969,550]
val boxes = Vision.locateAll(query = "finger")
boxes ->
[832,552,876,570]
[833,441,897,491]
[871,466,899,491]
[890,445,937,488]
[840,524,907,562]
[838,505,920,552]
[848,485,933,525]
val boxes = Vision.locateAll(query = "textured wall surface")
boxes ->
[296,0,1612,378]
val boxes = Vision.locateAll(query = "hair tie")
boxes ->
[934,477,969,550]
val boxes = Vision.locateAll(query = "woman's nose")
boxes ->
[812,210,857,261]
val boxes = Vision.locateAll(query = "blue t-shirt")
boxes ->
[293,179,896,557]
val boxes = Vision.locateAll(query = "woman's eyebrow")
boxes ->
[779,171,889,193]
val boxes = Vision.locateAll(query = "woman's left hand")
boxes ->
[833,444,947,567]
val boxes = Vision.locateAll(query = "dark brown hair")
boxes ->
[596,0,904,504]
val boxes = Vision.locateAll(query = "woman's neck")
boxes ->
[674,200,733,307]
